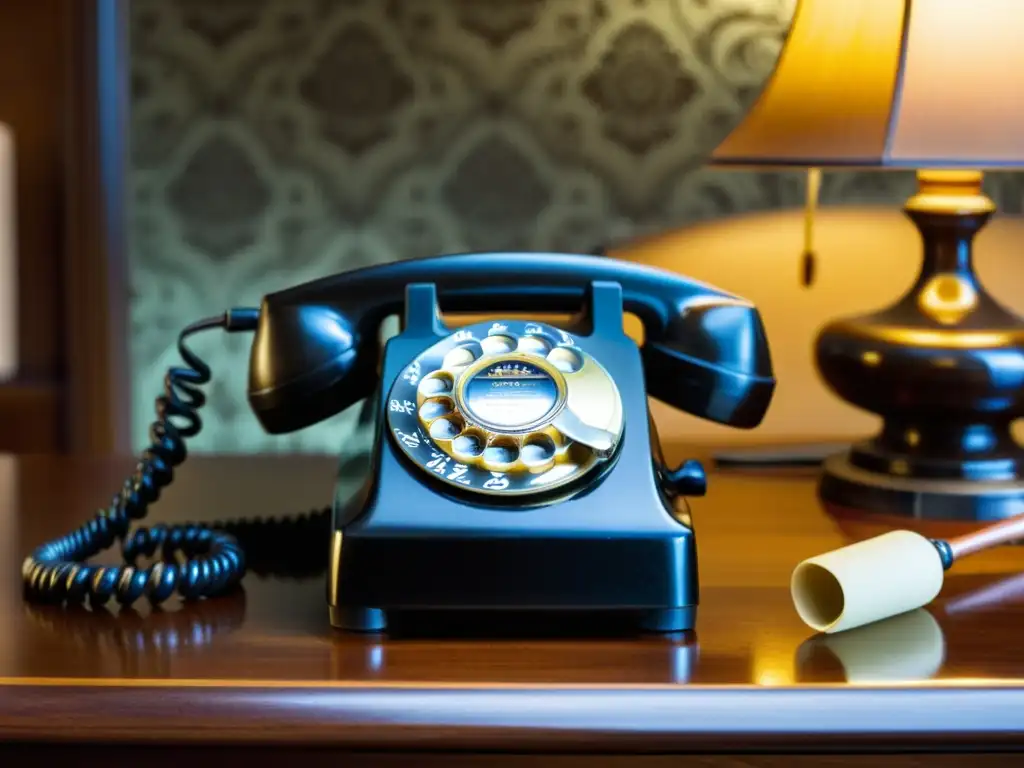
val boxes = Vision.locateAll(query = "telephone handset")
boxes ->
[248,251,773,435]
[22,253,775,632]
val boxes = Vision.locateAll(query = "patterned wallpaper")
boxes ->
[127,0,1024,454]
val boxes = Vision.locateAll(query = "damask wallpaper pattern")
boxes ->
[128,0,1024,454]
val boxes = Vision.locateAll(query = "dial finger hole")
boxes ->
[547,346,583,374]
[429,415,464,441]
[480,335,517,356]
[452,428,485,458]
[443,345,477,369]
[419,397,454,422]
[418,372,453,397]
[517,335,552,356]
[483,438,519,468]
[521,434,556,466]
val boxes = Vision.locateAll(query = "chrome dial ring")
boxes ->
[385,320,624,498]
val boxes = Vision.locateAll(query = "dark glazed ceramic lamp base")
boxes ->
[816,170,1024,522]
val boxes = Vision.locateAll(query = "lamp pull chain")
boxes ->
[802,167,821,287]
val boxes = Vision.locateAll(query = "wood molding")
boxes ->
[0,383,60,452]
[0,0,130,454]
[0,1,64,383]
[61,0,130,454]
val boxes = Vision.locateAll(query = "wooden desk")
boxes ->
[2,452,1024,766]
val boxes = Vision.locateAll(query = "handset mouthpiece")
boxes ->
[791,530,946,634]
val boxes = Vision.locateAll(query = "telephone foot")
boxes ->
[330,606,386,632]
[639,606,696,633]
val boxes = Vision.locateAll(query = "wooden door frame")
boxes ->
[63,0,131,455]
[0,0,131,455]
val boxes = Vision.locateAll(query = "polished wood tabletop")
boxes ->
[3,449,1024,760]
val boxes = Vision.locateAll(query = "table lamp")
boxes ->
[710,0,1024,521]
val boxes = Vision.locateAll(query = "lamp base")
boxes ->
[814,171,1024,522]
[819,451,1024,522]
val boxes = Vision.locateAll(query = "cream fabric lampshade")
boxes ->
[711,0,1024,169]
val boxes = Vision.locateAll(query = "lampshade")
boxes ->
[711,0,1024,169]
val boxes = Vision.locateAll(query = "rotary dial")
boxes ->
[385,320,624,498]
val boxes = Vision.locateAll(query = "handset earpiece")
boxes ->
[248,302,373,433]
[640,295,775,429]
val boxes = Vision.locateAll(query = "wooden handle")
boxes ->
[947,512,1024,561]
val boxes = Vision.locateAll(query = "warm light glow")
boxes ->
[712,0,905,165]
[753,634,796,687]
[905,170,994,216]
[892,0,1024,164]
[868,329,1022,349]
[612,207,1024,445]
[917,275,978,326]
[711,0,1024,169]
[845,677,1019,688]
[756,671,789,687]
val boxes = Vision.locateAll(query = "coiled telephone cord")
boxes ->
[21,309,330,609]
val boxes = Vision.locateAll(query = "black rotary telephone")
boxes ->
[22,253,775,633]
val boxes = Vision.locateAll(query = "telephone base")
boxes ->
[327,606,696,634]
[330,606,387,633]
[639,607,696,633]
[327,524,698,635]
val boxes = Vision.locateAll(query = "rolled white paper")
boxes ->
[0,124,15,382]
[791,530,945,634]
